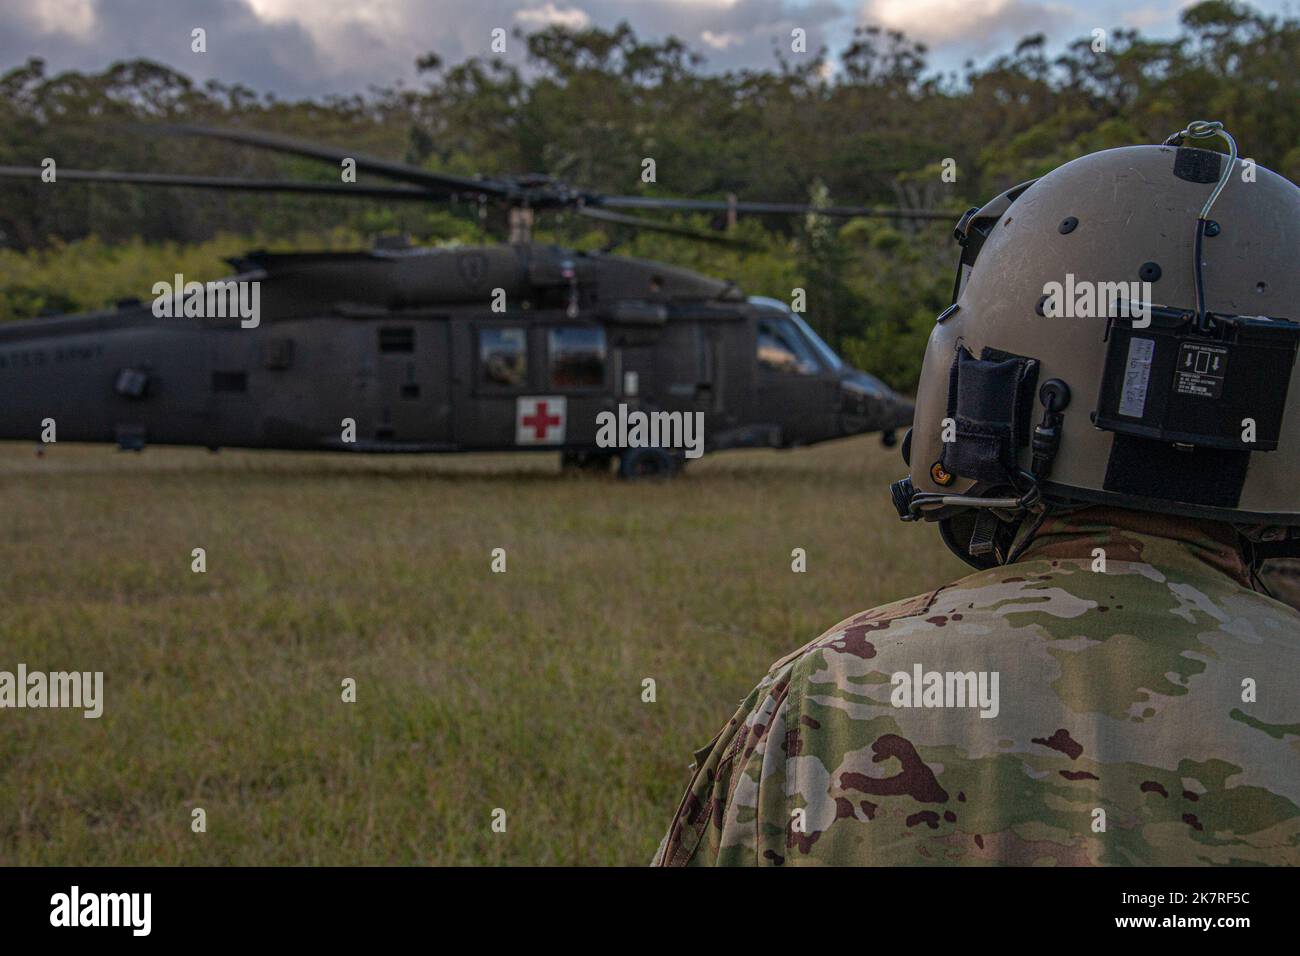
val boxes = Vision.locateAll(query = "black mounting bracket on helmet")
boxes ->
[949,179,1037,303]
[940,345,1040,485]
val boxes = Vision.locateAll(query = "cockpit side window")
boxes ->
[757,316,819,374]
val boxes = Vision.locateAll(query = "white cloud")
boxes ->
[859,0,1074,48]
[1119,4,1174,30]
[700,29,743,49]
[16,0,98,40]
[4,0,1249,97]
[514,3,593,30]
[857,0,1071,44]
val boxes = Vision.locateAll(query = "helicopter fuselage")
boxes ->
[0,243,914,464]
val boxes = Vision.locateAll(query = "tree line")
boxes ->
[0,0,1295,390]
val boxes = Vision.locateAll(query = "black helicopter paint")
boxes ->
[0,126,933,477]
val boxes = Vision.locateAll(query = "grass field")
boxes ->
[0,435,966,865]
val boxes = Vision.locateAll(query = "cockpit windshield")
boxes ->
[748,296,844,372]
[787,311,844,372]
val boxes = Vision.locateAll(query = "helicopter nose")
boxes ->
[837,382,869,427]
[886,393,916,431]
[837,370,915,440]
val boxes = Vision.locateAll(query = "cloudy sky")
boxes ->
[1,0,1291,97]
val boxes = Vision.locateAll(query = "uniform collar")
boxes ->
[1018,506,1251,587]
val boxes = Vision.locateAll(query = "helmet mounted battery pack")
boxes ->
[1094,307,1300,452]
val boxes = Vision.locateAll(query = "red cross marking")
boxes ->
[522,402,561,439]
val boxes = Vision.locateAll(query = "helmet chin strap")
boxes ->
[932,488,1046,568]
[938,516,1003,570]
[937,494,1080,569]
[1004,509,1050,564]
[1237,530,1300,563]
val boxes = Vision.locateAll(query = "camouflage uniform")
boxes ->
[654,507,1300,866]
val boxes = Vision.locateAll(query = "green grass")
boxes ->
[0,436,966,865]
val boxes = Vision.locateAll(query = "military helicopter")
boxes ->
[0,125,934,477]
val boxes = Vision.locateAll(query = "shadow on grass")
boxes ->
[0,441,885,490]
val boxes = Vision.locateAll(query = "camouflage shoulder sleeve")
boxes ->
[653,589,941,866]
[656,547,1300,866]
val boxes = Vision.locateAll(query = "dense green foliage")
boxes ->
[1,1,1295,390]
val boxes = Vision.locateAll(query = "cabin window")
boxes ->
[479,327,527,388]
[379,327,415,353]
[548,326,606,389]
[757,317,818,375]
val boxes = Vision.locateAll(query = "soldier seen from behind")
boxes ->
[655,122,1300,866]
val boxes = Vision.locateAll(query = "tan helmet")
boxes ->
[891,122,1300,568]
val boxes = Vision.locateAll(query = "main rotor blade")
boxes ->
[577,206,759,249]
[0,166,438,200]
[598,195,953,221]
[151,124,514,200]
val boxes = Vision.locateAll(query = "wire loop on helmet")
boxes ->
[1163,121,1239,331]
[1163,120,1238,220]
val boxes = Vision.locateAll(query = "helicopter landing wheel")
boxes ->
[561,450,615,475]
[617,447,679,480]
